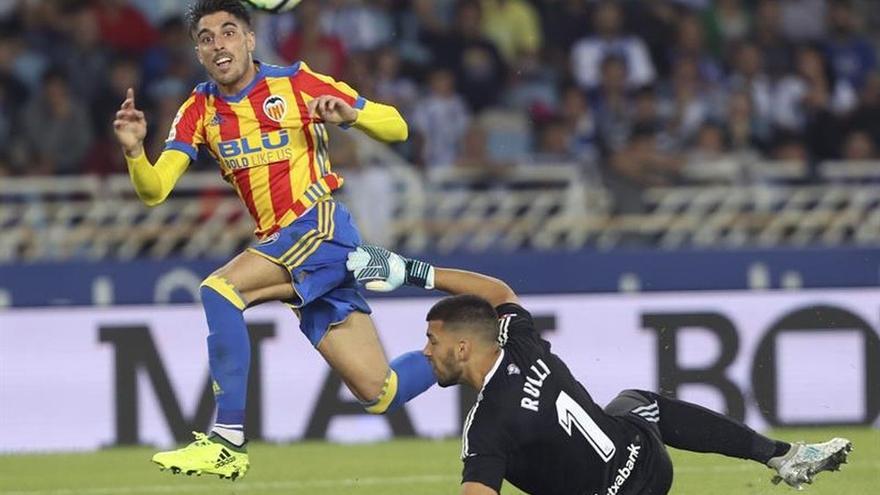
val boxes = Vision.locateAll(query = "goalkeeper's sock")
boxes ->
[201,277,250,440]
[636,390,790,463]
[364,351,436,414]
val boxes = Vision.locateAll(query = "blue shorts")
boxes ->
[248,199,371,347]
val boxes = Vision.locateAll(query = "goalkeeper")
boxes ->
[347,245,853,495]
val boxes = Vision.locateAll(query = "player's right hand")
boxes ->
[113,87,147,156]
[346,245,407,292]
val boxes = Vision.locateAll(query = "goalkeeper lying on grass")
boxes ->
[346,245,852,495]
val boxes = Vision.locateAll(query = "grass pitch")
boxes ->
[1,428,876,495]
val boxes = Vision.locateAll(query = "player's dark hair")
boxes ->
[427,295,499,343]
[185,0,252,36]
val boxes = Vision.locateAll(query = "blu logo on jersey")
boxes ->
[219,130,290,158]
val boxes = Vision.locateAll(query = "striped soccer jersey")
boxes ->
[166,61,364,237]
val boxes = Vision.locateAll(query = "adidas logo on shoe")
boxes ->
[215,448,236,469]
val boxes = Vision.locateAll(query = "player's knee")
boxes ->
[361,369,400,415]
[200,275,247,310]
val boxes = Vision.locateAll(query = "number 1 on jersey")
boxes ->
[556,391,616,462]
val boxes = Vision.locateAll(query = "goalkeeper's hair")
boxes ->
[427,295,499,344]
[186,0,252,36]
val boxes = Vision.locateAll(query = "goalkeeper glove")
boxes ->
[346,245,435,292]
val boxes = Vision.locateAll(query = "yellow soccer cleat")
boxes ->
[151,432,249,481]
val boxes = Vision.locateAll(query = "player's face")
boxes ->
[194,12,255,89]
[424,322,464,387]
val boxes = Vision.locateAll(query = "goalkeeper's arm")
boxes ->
[347,245,518,307]
[430,268,518,308]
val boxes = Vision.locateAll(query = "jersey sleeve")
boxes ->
[295,62,366,110]
[461,400,512,492]
[495,303,540,347]
[164,88,206,161]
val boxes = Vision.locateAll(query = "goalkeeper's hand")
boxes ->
[346,245,435,292]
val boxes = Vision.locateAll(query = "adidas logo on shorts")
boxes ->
[630,401,659,423]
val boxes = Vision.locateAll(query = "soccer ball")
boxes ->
[242,0,303,13]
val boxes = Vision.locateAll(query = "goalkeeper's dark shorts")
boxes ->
[248,198,371,347]
[605,390,675,495]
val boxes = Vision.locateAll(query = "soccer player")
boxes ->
[346,245,853,495]
[112,0,435,480]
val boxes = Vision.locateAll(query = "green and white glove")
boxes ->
[345,245,435,292]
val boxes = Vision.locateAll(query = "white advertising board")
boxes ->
[1,289,877,452]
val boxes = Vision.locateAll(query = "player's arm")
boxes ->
[345,245,518,307]
[461,482,499,495]
[124,151,190,206]
[308,95,407,143]
[113,88,190,206]
[300,63,407,142]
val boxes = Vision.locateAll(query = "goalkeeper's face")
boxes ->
[424,322,465,387]
[193,11,256,89]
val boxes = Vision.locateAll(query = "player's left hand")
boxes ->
[346,245,406,292]
[307,95,358,126]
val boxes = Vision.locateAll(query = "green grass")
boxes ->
[0,428,876,495]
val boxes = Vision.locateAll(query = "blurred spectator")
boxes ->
[91,0,157,56]
[533,117,575,164]
[670,13,723,84]
[373,46,419,118]
[590,55,634,151]
[55,3,110,105]
[323,0,394,54]
[278,0,347,77]
[727,41,774,131]
[558,85,600,165]
[0,32,29,157]
[703,0,751,55]
[683,122,760,183]
[141,17,198,90]
[129,0,188,26]
[538,0,590,65]
[479,0,543,65]
[0,24,48,91]
[327,125,395,246]
[841,129,878,159]
[666,56,725,143]
[726,89,769,151]
[423,0,507,112]
[21,69,93,175]
[770,132,810,161]
[779,0,827,42]
[628,0,678,79]
[773,45,856,133]
[92,56,141,138]
[753,0,795,78]
[824,0,877,89]
[607,124,684,212]
[411,69,471,169]
[850,71,880,144]
[456,122,512,173]
[570,0,656,90]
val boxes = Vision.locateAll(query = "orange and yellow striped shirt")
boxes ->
[166,62,364,237]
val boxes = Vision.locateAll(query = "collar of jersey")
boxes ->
[208,60,302,103]
[481,349,505,391]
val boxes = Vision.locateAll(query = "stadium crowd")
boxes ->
[0,0,878,197]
